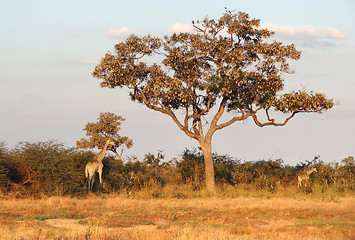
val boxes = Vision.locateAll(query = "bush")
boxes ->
[4,141,95,196]
[0,141,354,197]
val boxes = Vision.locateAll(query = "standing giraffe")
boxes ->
[85,139,115,193]
[297,167,317,188]
[125,171,135,199]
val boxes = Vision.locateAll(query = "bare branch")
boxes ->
[184,107,189,129]
[265,109,275,123]
[167,108,199,139]
[140,91,169,115]
[139,89,199,139]
[192,23,205,33]
[23,168,37,185]
[215,111,253,130]
[113,149,123,161]
[251,111,299,127]
[205,97,228,139]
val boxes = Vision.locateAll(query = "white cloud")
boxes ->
[262,23,347,40]
[166,23,347,41]
[106,26,132,38]
[165,23,195,33]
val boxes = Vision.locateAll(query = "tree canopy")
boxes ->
[76,112,133,160]
[92,10,334,192]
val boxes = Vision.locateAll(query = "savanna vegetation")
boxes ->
[1,196,354,239]
[92,9,334,191]
[0,114,353,239]
[1,9,352,239]
[1,124,353,240]
[0,140,354,239]
[0,140,353,198]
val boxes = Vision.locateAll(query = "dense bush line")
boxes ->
[0,141,354,197]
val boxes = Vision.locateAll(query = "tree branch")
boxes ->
[140,90,198,139]
[251,110,299,127]
[167,108,199,139]
[215,111,254,130]
[139,91,169,115]
[113,149,123,161]
[205,97,228,139]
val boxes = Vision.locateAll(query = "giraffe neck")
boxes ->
[95,140,111,162]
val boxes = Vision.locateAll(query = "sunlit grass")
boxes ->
[0,192,353,239]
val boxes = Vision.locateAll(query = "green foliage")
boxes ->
[1,140,354,197]
[122,152,179,189]
[0,164,9,188]
[2,141,95,196]
[176,148,205,186]
[213,153,239,185]
[176,150,354,195]
[102,156,125,192]
[142,151,168,187]
[76,112,133,159]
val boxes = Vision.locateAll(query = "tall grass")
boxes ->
[110,182,354,200]
[1,193,353,239]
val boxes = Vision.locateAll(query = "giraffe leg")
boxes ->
[87,177,90,193]
[98,163,103,189]
[91,174,96,192]
[297,176,302,188]
[87,173,95,193]
[87,175,92,193]
[98,170,102,186]
[85,165,90,193]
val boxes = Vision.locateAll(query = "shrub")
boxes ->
[1,140,354,197]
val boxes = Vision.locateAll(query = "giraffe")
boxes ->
[125,171,135,199]
[85,139,115,193]
[297,167,317,188]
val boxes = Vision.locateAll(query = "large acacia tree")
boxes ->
[92,11,334,192]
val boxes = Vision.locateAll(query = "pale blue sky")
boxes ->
[1,0,354,165]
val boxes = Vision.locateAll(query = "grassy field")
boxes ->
[0,193,354,240]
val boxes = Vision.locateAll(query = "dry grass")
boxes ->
[0,195,354,239]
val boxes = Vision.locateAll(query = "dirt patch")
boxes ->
[43,219,86,230]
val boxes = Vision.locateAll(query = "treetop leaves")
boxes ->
[92,9,333,138]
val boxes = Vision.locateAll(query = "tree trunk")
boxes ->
[200,140,216,193]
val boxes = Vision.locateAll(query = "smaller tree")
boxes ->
[76,112,133,160]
